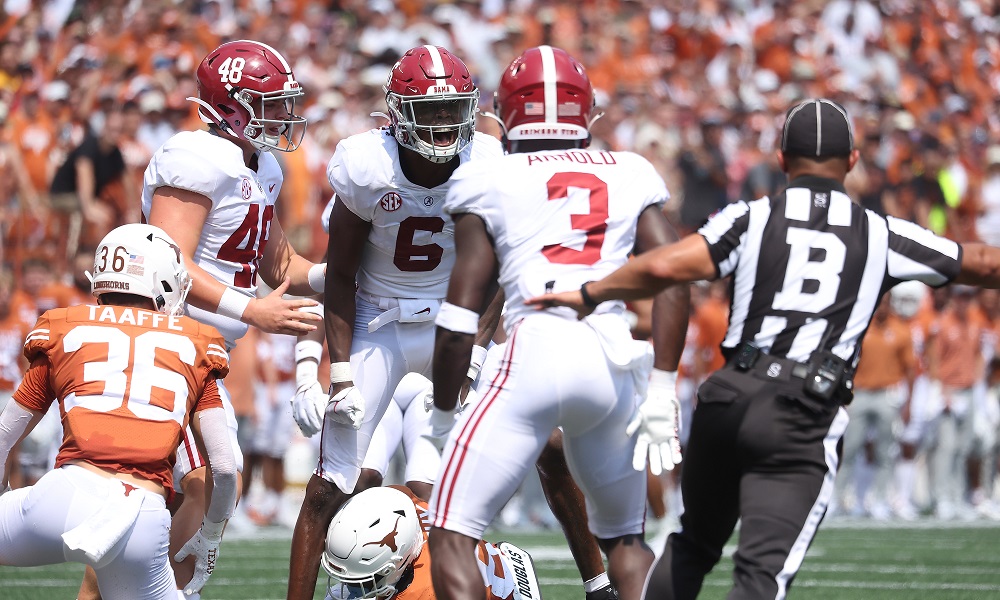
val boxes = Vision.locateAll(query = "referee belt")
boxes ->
[731,343,810,383]
[730,342,853,405]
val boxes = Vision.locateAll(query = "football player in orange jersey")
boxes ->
[0,224,238,600]
[321,485,542,600]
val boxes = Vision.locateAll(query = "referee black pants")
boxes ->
[645,366,850,600]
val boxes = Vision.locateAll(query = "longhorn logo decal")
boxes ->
[363,515,402,552]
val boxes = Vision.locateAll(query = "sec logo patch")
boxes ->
[241,178,253,200]
[380,192,402,212]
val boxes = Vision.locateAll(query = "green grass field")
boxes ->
[3,523,1000,599]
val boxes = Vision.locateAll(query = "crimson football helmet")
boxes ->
[189,40,306,152]
[491,45,598,152]
[384,45,479,163]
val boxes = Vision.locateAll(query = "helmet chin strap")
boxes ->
[186,97,234,134]
[588,109,605,129]
[480,110,511,152]
[423,152,452,164]
[479,110,505,134]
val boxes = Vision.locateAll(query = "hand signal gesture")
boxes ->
[242,279,322,335]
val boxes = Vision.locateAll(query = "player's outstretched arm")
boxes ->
[243,279,323,336]
[148,186,321,336]
[258,215,326,298]
[526,234,715,318]
[956,242,1000,288]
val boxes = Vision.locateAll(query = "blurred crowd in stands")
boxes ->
[4,0,1000,523]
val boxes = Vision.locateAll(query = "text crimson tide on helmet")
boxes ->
[189,40,307,153]
[493,45,597,150]
[384,45,479,164]
[91,224,193,317]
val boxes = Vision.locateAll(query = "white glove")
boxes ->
[422,386,479,413]
[422,399,458,452]
[626,369,682,475]
[328,386,365,430]
[291,380,327,437]
[175,518,225,595]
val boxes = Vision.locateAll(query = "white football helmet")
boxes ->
[91,223,192,317]
[321,487,424,599]
[889,280,927,319]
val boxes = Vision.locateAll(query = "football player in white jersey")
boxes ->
[292,46,623,599]
[286,45,504,600]
[125,40,323,600]
[426,46,689,600]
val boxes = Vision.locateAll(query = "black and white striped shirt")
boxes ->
[700,175,961,364]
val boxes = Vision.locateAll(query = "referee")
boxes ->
[528,98,1000,599]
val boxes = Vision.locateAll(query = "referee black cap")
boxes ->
[781,99,854,159]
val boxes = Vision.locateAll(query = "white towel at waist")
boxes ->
[62,475,144,564]
[583,312,654,399]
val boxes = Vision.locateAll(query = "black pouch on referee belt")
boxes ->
[733,342,760,370]
[803,351,848,402]
[802,324,848,403]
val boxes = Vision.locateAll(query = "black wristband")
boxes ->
[580,281,599,307]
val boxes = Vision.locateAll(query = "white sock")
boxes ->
[895,459,916,505]
[260,490,277,514]
[584,572,611,593]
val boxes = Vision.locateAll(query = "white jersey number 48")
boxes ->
[218,57,245,84]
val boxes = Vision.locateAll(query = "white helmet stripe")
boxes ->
[425,44,446,85]
[539,45,558,124]
[814,100,822,156]
[238,39,294,81]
